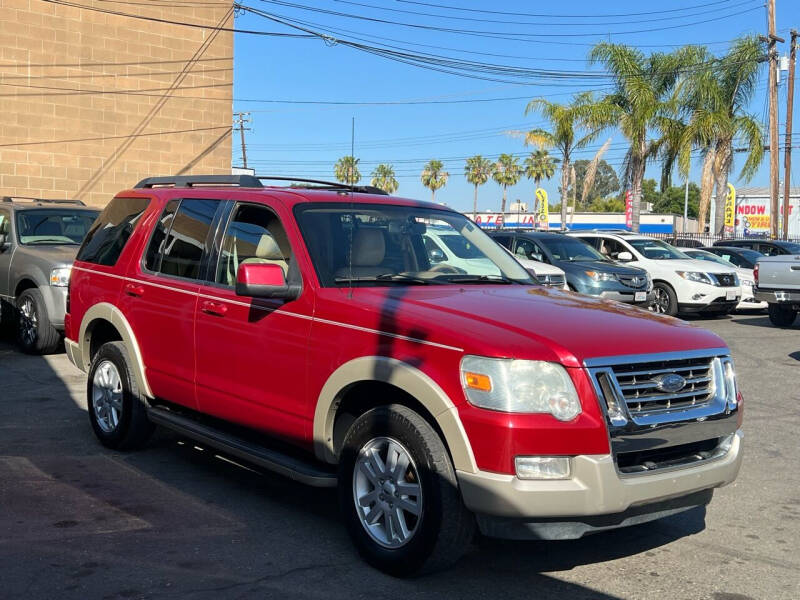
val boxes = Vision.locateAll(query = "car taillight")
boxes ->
[754,263,759,285]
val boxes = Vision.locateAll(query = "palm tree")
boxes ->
[587,43,688,232]
[334,155,360,185]
[523,150,556,216]
[679,37,764,234]
[464,155,494,219]
[524,92,603,230]
[421,159,448,203]
[370,163,399,194]
[492,154,522,214]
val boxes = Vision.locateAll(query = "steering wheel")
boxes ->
[429,263,462,274]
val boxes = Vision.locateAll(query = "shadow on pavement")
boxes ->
[0,333,695,600]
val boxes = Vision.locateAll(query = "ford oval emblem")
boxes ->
[653,373,686,393]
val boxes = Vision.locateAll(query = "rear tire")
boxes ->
[767,304,797,327]
[16,288,60,354]
[338,405,475,576]
[87,341,154,450]
[650,282,678,316]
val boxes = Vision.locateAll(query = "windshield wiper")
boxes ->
[439,274,517,284]
[334,274,435,285]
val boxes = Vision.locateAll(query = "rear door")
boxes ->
[194,200,313,443]
[119,197,223,409]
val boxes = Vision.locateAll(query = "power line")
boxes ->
[39,0,314,37]
[395,0,745,19]
[0,57,232,69]
[0,67,232,81]
[0,125,231,148]
[249,0,760,40]
[334,0,760,27]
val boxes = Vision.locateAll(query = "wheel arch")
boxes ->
[14,277,38,297]
[77,302,153,398]
[313,356,477,474]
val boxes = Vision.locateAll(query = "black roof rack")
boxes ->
[258,175,389,196]
[134,175,264,189]
[133,175,389,195]
[2,196,86,206]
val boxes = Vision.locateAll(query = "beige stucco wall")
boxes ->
[0,0,233,206]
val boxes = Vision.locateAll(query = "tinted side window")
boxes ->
[76,197,149,266]
[0,209,10,237]
[515,238,546,262]
[144,199,179,272]
[760,244,782,256]
[493,235,512,249]
[216,203,293,287]
[158,199,219,280]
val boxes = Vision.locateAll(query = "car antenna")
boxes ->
[348,116,355,299]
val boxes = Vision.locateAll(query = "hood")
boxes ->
[16,244,80,266]
[342,285,725,367]
[657,258,736,274]
[515,256,564,276]
[554,259,647,276]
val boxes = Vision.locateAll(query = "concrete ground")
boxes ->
[0,312,798,600]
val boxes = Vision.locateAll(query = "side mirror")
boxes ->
[429,248,445,263]
[235,263,299,299]
[617,251,633,261]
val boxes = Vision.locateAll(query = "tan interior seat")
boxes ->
[241,233,289,276]
[334,228,395,278]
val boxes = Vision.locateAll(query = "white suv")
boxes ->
[424,227,568,289]
[568,232,741,316]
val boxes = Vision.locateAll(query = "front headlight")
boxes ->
[50,267,71,287]
[584,270,616,283]
[460,356,582,421]
[676,271,714,285]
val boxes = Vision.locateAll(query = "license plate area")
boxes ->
[635,291,646,302]
[725,290,736,301]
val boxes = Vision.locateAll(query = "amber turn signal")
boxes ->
[464,372,492,392]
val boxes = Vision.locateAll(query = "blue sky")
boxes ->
[232,0,800,213]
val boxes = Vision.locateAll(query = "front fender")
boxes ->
[313,356,478,473]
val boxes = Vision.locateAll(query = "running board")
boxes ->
[147,407,337,488]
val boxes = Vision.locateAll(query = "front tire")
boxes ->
[650,282,678,316]
[88,341,154,450]
[767,304,797,327]
[338,405,475,576]
[16,288,60,354]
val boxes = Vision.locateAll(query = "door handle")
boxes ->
[124,283,145,297]
[200,300,227,316]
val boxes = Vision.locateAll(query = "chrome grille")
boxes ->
[610,356,715,417]
[539,273,565,288]
[712,273,737,287]
[617,274,647,289]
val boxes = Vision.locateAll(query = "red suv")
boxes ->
[65,175,743,575]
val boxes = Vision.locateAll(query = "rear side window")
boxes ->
[153,199,219,280]
[76,197,149,266]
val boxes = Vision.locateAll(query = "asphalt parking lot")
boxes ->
[0,313,798,600]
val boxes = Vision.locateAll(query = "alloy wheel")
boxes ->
[651,288,669,314]
[352,436,423,549]
[92,360,124,433]
[18,297,38,346]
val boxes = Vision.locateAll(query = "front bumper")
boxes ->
[678,298,739,313]
[39,285,68,329]
[598,289,654,306]
[457,429,742,539]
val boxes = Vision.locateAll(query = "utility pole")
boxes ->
[783,30,798,240]
[234,112,251,169]
[683,177,689,234]
[764,0,785,238]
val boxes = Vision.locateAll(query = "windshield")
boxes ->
[686,250,734,267]
[16,209,98,245]
[295,203,534,286]
[536,236,607,262]
[777,242,800,253]
[628,238,689,260]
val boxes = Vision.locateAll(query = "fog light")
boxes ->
[692,293,705,300]
[515,456,571,480]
